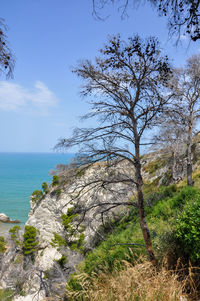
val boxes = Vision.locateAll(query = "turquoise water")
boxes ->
[0,153,73,226]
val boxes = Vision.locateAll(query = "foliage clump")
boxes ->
[31,181,51,205]
[0,236,6,253]
[51,207,85,253]
[23,226,39,259]
[51,233,66,248]
[175,196,200,263]
[31,190,43,204]
[57,255,67,268]
[9,225,21,246]
[52,175,60,186]
[42,182,49,194]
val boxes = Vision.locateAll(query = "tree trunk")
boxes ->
[134,141,156,265]
[186,118,194,186]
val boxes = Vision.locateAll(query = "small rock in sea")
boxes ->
[0,213,20,223]
[10,219,20,224]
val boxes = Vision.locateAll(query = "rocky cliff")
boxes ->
[1,141,199,300]
[0,160,136,300]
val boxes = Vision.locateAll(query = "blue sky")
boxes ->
[1,0,199,152]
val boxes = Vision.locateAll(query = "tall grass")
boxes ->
[67,259,188,301]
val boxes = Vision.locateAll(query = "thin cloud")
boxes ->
[0,81,58,112]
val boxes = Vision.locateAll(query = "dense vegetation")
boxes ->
[66,184,200,300]
[0,236,6,253]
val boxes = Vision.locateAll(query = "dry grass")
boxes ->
[67,259,189,301]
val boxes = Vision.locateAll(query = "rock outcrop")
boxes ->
[0,213,20,224]
[0,161,135,300]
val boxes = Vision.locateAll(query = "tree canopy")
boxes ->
[0,18,14,78]
[92,0,200,41]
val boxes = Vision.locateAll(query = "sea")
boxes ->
[0,152,74,234]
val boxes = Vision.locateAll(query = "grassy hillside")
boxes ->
[66,183,200,300]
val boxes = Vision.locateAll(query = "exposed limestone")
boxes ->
[0,213,20,224]
[0,150,193,300]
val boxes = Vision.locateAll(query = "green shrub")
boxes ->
[146,185,199,217]
[23,226,39,259]
[70,233,85,252]
[62,209,78,231]
[9,225,21,246]
[52,175,59,186]
[175,196,200,263]
[51,208,85,253]
[51,233,67,248]
[31,190,43,203]
[0,236,6,253]
[42,182,49,194]
[145,184,177,208]
[67,273,83,292]
[0,289,13,301]
[57,255,67,268]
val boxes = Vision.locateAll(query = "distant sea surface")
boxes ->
[0,153,74,229]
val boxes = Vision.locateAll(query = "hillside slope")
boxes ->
[1,139,200,300]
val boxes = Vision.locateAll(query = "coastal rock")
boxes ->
[0,161,135,300]
[0,213,20,224]
[0,213,9,222]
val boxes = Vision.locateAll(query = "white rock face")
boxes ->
[0,213,10,222]
[14,292,45,301]
[35,247,62,271]
[0,161,138,300]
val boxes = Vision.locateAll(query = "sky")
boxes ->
[1,0,200,152]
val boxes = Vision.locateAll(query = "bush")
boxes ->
[52,175,59,186]
[0,236,6,253]
[23,226,39,259]
[175,196,200,263]
[51,233,67,248]
[42,182,49,194]
[31,190,43,204]
[145,184,177,208]
[57,255,67,268]
[51,208,85,253]
[9,225,21,246]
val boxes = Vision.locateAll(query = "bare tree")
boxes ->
[169,54,200,186]
[92,0,200,42]
[56,35,172,264]
[152,111,187,182]
[0,18,15,78]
